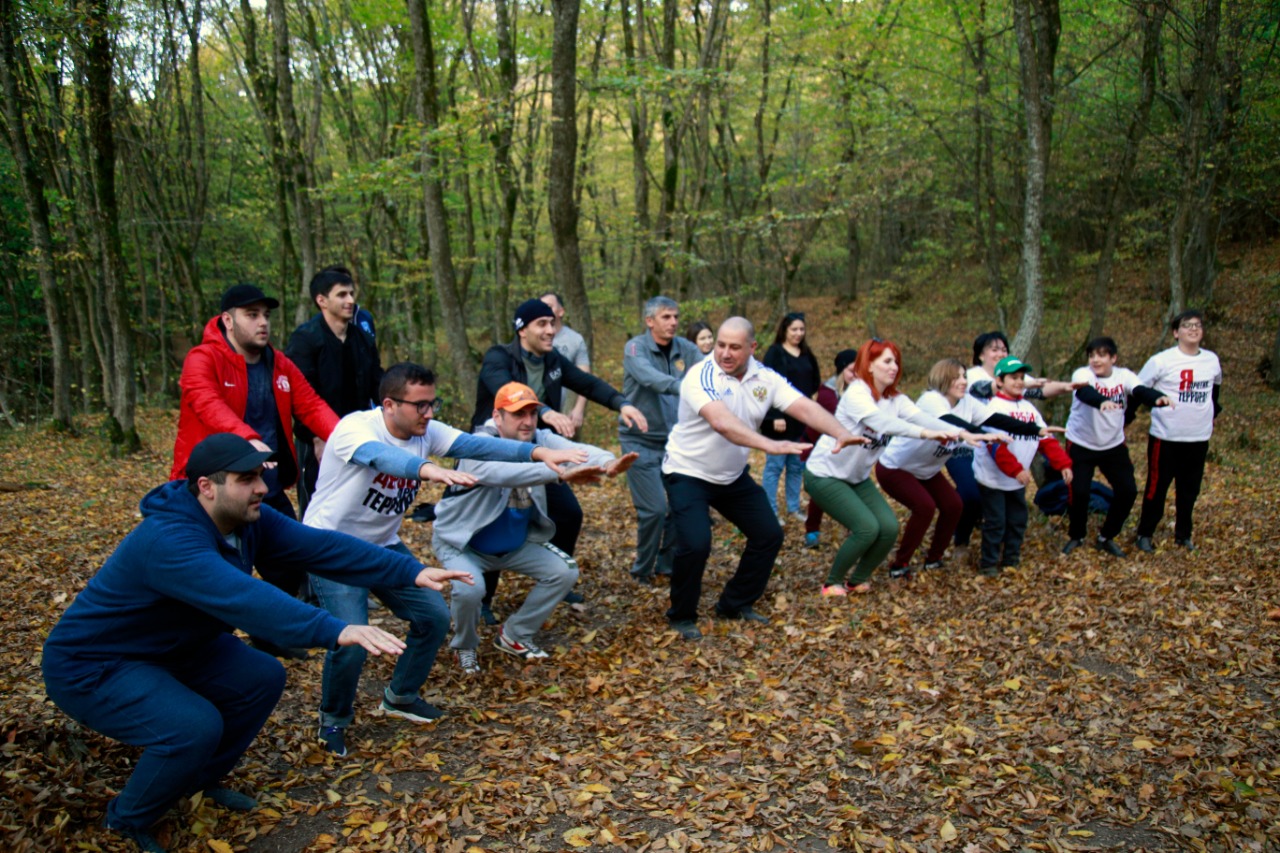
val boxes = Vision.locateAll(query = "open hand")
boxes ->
[619,405,649,432]
[534,445,590,475]
[772,440,814,456]
[1100,401,1123,412]
[830,433,870,453]
[542,410,576,438]
[337,624,406,656]
[419,464,478,487]
[414,567,476,591]
[604,451,640,478]
[559,464,607,485]
[1039,426,1067,436]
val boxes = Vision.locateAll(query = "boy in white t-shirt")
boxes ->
[1134,310,1222,552]
[1062,337,1170,558]
[972,357,1073,576]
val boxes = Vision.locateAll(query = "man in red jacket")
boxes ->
[172,284,339,609]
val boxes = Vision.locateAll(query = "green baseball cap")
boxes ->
[994,356,1032,377]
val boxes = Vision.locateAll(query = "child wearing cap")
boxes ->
[971,357,1073,576]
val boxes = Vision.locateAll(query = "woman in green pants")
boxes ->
[804,339,988,595]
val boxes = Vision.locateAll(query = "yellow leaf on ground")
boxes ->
[563,826,595,847]
[207,841,234,853]
[939,819,957,841]
[1132,737,1157,750]
[1003,678,1021,690]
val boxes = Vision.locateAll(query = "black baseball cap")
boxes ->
[220,283,280,312]
[187,433,276,481]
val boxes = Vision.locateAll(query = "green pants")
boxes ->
[803,469,899,586]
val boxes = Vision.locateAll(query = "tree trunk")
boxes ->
[266,0,317,323]
[620,0,657,305]
[405,0,477,401]
[1089,1,1165,340]
[1009,0,1059,359]
[82,0,139,451]
[548,0,593,359]
[0,0,73,428]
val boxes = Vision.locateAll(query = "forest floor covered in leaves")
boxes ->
[3,247,1279,852]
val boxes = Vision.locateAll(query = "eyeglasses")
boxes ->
[390,397,439,415]
[1179,322,1203,330]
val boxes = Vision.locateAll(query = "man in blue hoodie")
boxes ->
[41,434,471,853]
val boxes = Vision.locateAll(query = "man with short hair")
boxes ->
[43,433,469,853]
[621,296,701,583]
[172,283,339,605]
[662,318,866,640]
[303,363,586,755]
[287,265,383,517]
[540,292,590,431]
[472,298,648,607]
[1134,309,1222,553]
[436,382,636,672]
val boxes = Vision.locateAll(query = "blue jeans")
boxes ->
[43,633,285,831]
[761,453,803,514]
[311,542,449,729]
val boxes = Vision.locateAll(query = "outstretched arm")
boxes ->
[778,396,869,453]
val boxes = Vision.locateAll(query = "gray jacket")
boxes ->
[620,332,702,447]
[432,422,615,553]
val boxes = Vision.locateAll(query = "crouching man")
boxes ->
[41,434,470,853]
[435,383,636,671]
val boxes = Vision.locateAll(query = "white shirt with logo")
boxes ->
[1137,346,1221,442]
[304,409,464,546]
[806,380,943,484]
[662,356,803,485]
[879,390,986,478]
[972,395,1046,491]
[1065,366,1141,451]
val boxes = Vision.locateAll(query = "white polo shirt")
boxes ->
[662,356,803,485]
[1137,346,1221,442]
[1065,366,1141,451]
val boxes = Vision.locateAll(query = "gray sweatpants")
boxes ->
[439,540,578,650]
[621,438,676,578]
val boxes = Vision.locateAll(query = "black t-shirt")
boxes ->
[245,360,281,496]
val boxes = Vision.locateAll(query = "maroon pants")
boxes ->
[875,463,963,566]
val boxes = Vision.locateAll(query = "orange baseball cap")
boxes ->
[494,382,541,412]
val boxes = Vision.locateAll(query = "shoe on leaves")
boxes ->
[1061,538,1084,555]
[455,648,481,675]
[669,619,702,641]
[1094,537,1126,558]
[317,725,347,757]
[381,696,444,724]
[495,627,549,660]
[1135,536,1155,553]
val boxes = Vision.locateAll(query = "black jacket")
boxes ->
[286,314,383,442]
[471,339,627,430]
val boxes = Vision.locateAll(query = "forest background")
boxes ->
[3,1,1280,851]
[1,0,1278,441]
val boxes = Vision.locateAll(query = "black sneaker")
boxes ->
[479,604,499,626]
[1061,538,1084,555]
[1174,538,1195,551]
[715,605,769,623]
[318,725,347,757]
[923,560,944,571]
[978,565,1001,577]
[888,565,912,580]
[1094,537,1126,558]
[562,590,586,604]
[105,819,166,853]
[381,696,444,724]
[670,619,702,640]
[1136,536,1155,553]
[204,786,256,812]
[631,572,654,586]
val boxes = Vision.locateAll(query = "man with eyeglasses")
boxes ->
[301,362,587,756]
[1133,309,1222,553]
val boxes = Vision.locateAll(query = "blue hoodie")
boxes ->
[42,480,422,677]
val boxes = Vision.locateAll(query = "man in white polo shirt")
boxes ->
[661,317,865,640]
